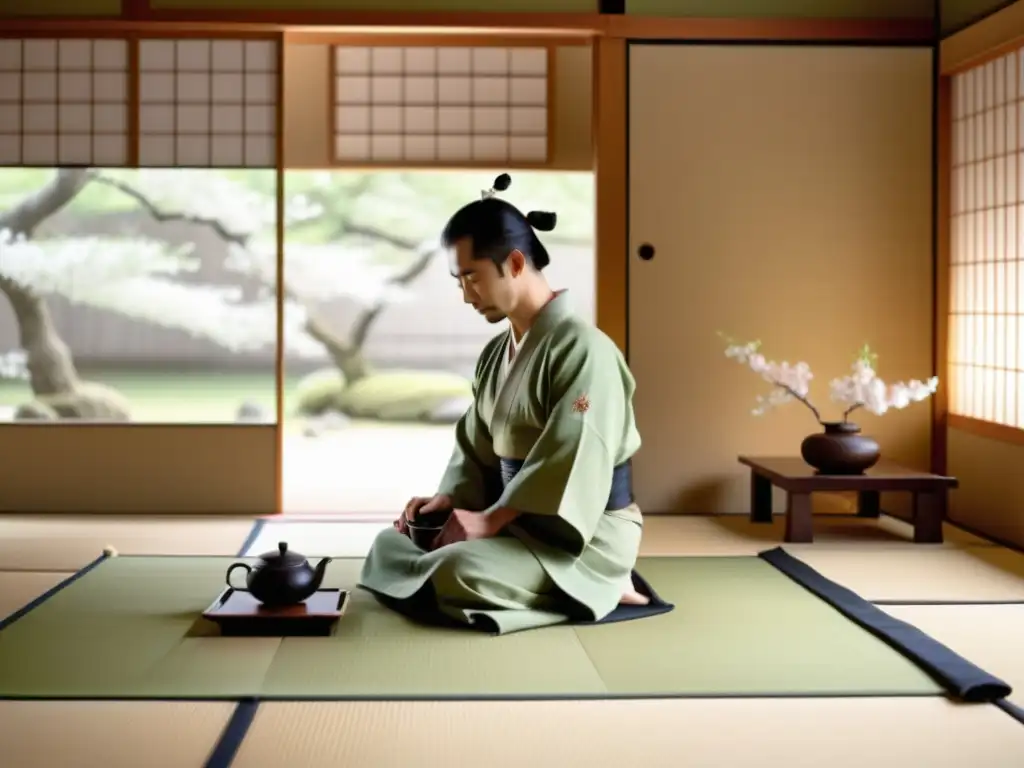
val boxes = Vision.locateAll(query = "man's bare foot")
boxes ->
[619,588,650,606]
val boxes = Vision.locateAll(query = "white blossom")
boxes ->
[1,229,198,291]
[725,340,814,415]
[829,358,939,416]
[723,335,938,421]
[229,240,426,307]
[98,170,272,236]
[0,172,438,361]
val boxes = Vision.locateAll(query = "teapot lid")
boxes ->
[257,542,306,567]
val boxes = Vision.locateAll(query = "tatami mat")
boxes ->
[249,514,989,559]
[792,546,1024,602]
[0,701,233,768]
[0,571,70,621]
[639,514,990,554]
[0,516,254,571]
[235,698,1024,768]
[0,513,1022,767]
[247,520,388,557]
[886,604,1024,707]
[249,516,1024,607]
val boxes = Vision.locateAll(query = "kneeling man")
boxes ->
[359,176,647,634]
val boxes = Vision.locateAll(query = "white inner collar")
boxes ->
[509,328,528,359]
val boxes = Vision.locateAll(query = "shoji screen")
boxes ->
[137,37,278,167]
[0,37,130,166]
[950,52,1024,429]
[330,44,550,165]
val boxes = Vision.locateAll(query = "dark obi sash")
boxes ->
[498,458,635,511]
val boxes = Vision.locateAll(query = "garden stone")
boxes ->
[13,402,57,420]
[236,401,268,422]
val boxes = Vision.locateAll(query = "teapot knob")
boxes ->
[278,542,287,556]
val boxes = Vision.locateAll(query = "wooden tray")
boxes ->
[202,588,349,637]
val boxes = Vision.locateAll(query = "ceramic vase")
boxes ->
[800,421,880,475]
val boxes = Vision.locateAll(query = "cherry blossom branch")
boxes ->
[842,402,863,421]
[349,241,439,350]
[85,173,442,370]
[91,174,251,246]
[774,382,823,423]
[344,222,418,251]
[93,173,427,256]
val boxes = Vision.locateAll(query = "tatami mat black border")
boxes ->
[0,691,945,703]
[0,552,110,632]
[0,546,970,706]
[236,519,266,557]
[759,547,1012,703]
[0,532,1016,748]
[204,698,259,768]
[996,698,1024,726]
[200,521,269,768]
[0,548,952,704]
[874,599,1024,606]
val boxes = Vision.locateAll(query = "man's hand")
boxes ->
[394,493,454,535]
[431,507,520,549]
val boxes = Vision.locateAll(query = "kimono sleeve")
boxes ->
[489,329,629,557]
[434,340,502,511]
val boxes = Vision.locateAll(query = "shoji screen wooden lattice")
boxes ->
[330,44,551,166]
[0,37,131,166]
[950,53,1024,429]
[137,37,279,168]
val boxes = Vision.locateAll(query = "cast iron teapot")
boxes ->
[225,542,331,607]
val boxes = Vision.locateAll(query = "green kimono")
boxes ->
[358,291,643,634]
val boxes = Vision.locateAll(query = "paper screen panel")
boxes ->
[0,37,129,167]
[137,38,278,168]
[949,51,1024,429]
[331,44,549,165]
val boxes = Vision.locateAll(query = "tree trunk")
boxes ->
[0,277,78,395]
[300,243,439,384]
[0,169,94,397]
[305,313,372,383]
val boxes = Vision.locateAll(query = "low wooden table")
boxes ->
[738,456,959,544]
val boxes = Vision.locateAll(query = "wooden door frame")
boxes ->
[0,6,937,513]
[595,23,939,481]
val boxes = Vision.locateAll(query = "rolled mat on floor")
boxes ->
[0,550,1009,703]
[759,547,1012,703]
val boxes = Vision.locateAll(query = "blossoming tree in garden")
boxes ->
[0,168,445,421]
[0,168,595,423]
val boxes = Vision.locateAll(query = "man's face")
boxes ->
[450,237,526,324]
